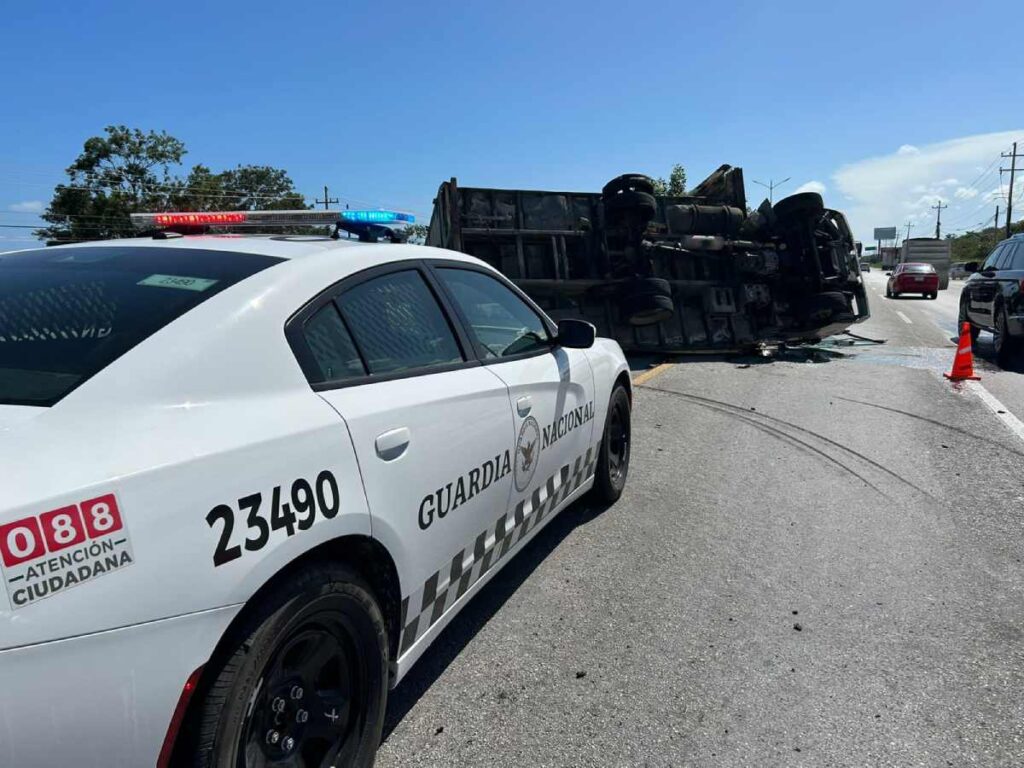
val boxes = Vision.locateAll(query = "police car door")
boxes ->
[431,263,597,528]
[288,263,515,657]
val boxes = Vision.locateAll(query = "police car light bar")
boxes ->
[130,210,344,230]
[341,210,415,224]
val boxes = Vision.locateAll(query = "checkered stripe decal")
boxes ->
[398,444,599,656]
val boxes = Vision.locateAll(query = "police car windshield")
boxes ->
[0,246,282,406]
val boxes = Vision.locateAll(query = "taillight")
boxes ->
[157,665,204,768]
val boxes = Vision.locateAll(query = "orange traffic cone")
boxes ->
[944,322,981,381]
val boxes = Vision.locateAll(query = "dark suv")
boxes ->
[959,233,1024,366]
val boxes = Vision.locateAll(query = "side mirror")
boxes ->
[963,262,979,274]
[556,319,596,349]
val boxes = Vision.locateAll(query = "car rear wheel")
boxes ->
[190,562,388,768]
[592,385,631,504]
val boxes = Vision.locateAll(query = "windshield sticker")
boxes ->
[138,274,219,292]
[0,493,135,610]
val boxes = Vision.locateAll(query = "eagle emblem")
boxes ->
[513,416,541,492]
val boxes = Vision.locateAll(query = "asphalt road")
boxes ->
[376,275,1024,767]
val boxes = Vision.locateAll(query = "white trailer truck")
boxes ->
[901,237,952,289]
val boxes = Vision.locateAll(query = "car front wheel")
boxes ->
[592,384,631,503]
[994,305,1019,368]
[190,562,388,768]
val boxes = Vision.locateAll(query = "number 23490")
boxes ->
[206,471,339,567]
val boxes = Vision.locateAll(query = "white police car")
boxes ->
[0,210,632,767]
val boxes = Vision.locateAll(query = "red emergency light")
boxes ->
[154,212,248,226]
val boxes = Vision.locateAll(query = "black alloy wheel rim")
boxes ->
[242,610,364,768]
[607,400,630,484]
[994,308,1005,354]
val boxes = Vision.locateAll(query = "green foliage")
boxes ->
[402,223,430,244]
[37,126,306,242]
[948,218,1024,264]
[651,164,687,196]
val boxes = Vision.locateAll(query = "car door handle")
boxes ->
[375,427,410,461]
[516,396,533,416]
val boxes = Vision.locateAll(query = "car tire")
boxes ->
[958,301,980,343]
[885,285,892,298]
[190,562,388,768]
[994,304,1019,368]
[621,278,674,326]
[592,384,631,504]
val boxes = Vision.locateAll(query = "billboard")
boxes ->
[873,227,897,241]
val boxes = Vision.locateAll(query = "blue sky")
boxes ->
[1,0,1020,248]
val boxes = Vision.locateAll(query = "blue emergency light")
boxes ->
[341,210,415,224]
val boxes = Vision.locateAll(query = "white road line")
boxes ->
[966,381,1024,445]
[896,311,912,324]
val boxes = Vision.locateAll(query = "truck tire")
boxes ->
[602,174,656,198]
[591,384,631,504]
[190,561,388,768]
[622,278,674,326]
[802,291,852,325]
[772,192,825,222]
[604,190,657,222]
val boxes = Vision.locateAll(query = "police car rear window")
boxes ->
[0,246,282,406]
[903,264,935,273]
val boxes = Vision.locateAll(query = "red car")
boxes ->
[886,262,939,299]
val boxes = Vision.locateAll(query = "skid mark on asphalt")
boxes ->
[640,385,936,502]
[834,395,1024,457]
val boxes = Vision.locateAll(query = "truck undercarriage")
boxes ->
[427,166,869,352]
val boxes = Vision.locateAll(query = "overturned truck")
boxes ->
[427,166,869,352]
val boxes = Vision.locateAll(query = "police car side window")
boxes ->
[437,268,550,359]
[303,304,365,383]
[337,270,463,375]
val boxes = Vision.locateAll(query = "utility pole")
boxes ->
[315,185,339,211]
[1001,142,1022,238]
[904,221,914,242]
[995,205,1001,245]
[752,177,791,204]
[931,200,948,238]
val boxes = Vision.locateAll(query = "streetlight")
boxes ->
[752,177,792,204]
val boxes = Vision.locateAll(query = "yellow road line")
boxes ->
[632,362,674,386]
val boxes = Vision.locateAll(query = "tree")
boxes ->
[402,223,429,244]
[37,127,307,242]
[651,164,687,196]
[37,126,186,241]
[171,164,307,212]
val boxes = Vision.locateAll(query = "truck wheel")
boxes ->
[592,384,631,504]
[772,192,824,222]
[622,278,674,326]
[190,562,388,768]
[604,190,657,221]
[602,174,656,198]
[803,292,852,325]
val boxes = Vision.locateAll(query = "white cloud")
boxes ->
[832,130,1023,240]
[793,180,826,195]
[8,200,44,213]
